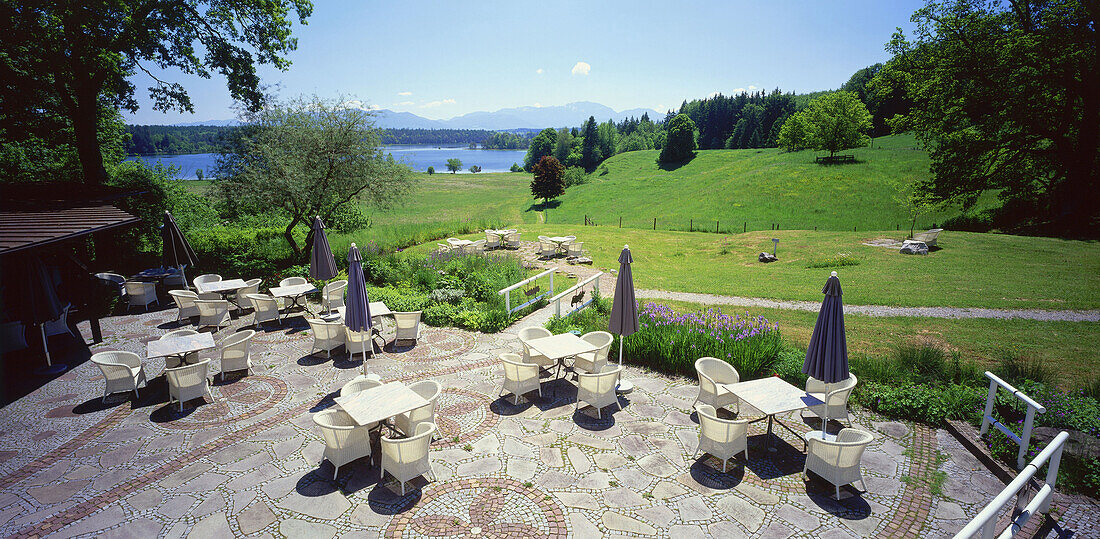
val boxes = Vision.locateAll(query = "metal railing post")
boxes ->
[980,377,997,436]
[1019,405,1038,469]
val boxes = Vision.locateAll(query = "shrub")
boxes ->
[509,162,522,173]
[428,287,465,305]
[188,226,297,282]
[562,166,588,188]
[854,382,982,425]
[805,252,861,269]
[993,352,1052,386]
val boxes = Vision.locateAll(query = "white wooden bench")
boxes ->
[912,228,943,247]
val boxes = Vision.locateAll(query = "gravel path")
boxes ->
[634,289,1100,322]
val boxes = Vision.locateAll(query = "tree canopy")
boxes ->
[873,0,1099,232]
[658,114,697,163]
[777,91,871,158]
[446,158,463,173]
[530,155,565,206]
[0,0,312,185]
[216,96,412,256]
[524,128,557,171]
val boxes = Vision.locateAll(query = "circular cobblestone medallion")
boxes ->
[381,328,476,363]
[433,388,499,448]
[385,478,567,538]
[154,375,288,430]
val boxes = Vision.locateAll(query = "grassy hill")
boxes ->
[542,134,975,232]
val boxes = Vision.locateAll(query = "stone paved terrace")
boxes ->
[0,305,1095,538]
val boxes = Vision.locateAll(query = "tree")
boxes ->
[597,120,618,162]
[468,165,481,173]
[895,180,936,240]
[658,114,697,163]
[553,128,573,163]
[776,112,810,152]
[216,96,413,256]
[802,91,871,157]
[446,158,463,173]
[874,0,1099,232]
[524,128,557,171]
[509,162,523,173]
[0,1,311,185]
[530,155,564,206]
[427,166,435,175]
[580,116,602,170]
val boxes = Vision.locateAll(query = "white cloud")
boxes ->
[533,102,542,108]
[420,98,456,108]
[748,85,758,91]
[395,101,414,106]
[339,99,380,111]
[397,91,412,96]
[536,68,544,75]
[571,61,591,76]
[708,91,721,98]
[732,87,746,94]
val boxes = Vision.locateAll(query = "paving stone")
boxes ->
[818,527,860,538]
[636,505,676,529]
[226,463,280,491]
[99,444,140,468]
[668,524,708,538]
[576,471,611,490]
[506,457,538,481]
[160,495,197,520]
[734,482,780,505]
[603,487,648,508]
[874,421,910,438]
[225,451,271,472]
[54,503,125,538]
[175,472,230,493]
[652,480,689,500]
[276,488,351,520]
[191,491,226,518]
[709,521,749,539]
[101,518,163,539]
[63,464,100,480]
[349,503,391,528]
[618,434,650,457]
[863,475,903,497]
[935,500,966,520]
[260,474,301,499]
[613,467,652,491]
[273,437,303,459]
[159,462,213,489]
[470,433,500,454]
[593,452,628,470]
[566,433,615,450]
[187,511,232,539]
[279,518,337,539]
[126,489,163,512]
[26,458,71,486]
[861,450,899,476]
[209,442,264,464]
[758,521,795,539]
[717,494,765,531]
[27,479,88,505]
[663,410,695,427]
[568,512,602,538]
[536,469,578,490]
[637,453,677,478]
[568,447,592,474]
[555,492,599,510]
[676,495,713,522]
[92,468,136,492]
[456,456,501,476]
[777,504,821,531]
[503,437,535,459]
[841,514,883,538]
[601,511,657,536]
[231,490,257,514]
[237,501,277,534]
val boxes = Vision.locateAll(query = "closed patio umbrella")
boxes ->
[802,271,850,383]
[344,243,373,364]
[308,216,338,281]
[7,257,66,373]
[161,211,197,289]
[609,245,639,393]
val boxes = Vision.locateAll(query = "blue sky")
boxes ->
[125,0,925,124]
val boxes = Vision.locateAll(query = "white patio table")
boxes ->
[547,236,574,255]
[524,333,600,381]
[269,283,318,311]
[723,376,824,454]
[147,332,215,367]
[334,381,429,427]
[196,278,248,308]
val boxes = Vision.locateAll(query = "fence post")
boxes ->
[716,221,719,233]
[619,216,622,228]
[549,271,554,296]
[690,219,692,232]
[653,217,656,230]
[1019,405,1038,469]
[505,290,511,314]
[743,222,746,233]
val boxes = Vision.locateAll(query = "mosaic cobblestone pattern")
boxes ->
[0,307,1094,538]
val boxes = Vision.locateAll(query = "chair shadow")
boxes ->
[743,434,807,481]
[297,353,333,367]
[310,390,340,413]
[300,454,425,513]
[149,398,210,422]
[804,476,872,517]
[688,457,745,490]
[155,318,195,331]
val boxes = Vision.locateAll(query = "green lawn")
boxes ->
[654,299,1100,387]
[429,225,1100,310]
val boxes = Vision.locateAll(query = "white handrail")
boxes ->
[954,431,1068,539]
[550,273,603,317]
[498,269,555,315]
[980,371,1046,469]
[499,269,555,294]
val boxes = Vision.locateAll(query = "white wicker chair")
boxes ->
[804,428,874,499]
[346,328,375,365]
[694,404,750,472]
[470,239,486,253]
[160,329,200,368]
[194,299,230,330]
[485,231,501,249]
[576,365,622,418]
[694,357,739,413]
[437,243,452,253]
[165,359,212,411]
[573,331,612,375]
[234,279,262,311]
[307,318,345,358]
[169,290,200,321]
[499,353,541,404]
[395,380,441,437]
[322,280,348,313]
[95,272,126,297]
[340,375,383,398]
[246,293,282,327]
[804,375,858,432]
[517,326,555,374]
[380,422,437,495]
[44,303,74,338]
[313,408,373,480]
[538,241,557,257]
[90,351,147,402]
[505,232,521,249]
[124,281,158,311]
[566,242,584,257]
[192,273,222,293]
[393,311,422,343]
[217,330,254,380]
[276,276,309,309]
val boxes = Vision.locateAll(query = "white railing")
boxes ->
[954,431,1068,539]
[498,269,555,315]
[980,371,1046,470]
[549,272,603,317]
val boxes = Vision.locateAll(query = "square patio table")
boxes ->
[147,332,216,366]
[269,283,318,311]
[524,333,600,380]
[197,278,247,294]
[724,376,824,453]
[334,381,429,427]
[547,236,574,255]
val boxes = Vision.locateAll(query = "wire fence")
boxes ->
[580,214,939,235]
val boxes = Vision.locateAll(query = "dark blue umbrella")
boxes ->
[161,211,197,287]
[344,243,373,362]
[803,271,850,383]
[309,216,338,281]
[609,245,639,392]
[6,257,66,372]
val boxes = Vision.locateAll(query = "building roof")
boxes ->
[0,202,141,256]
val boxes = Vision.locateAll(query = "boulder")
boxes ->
[758,252,778,263]
[1032,427,1100,461]
[900,240,928,255]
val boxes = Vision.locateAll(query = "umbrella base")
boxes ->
[36,363,68,375]
[615,380,634,394]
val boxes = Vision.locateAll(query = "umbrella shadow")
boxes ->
[310,389,340,413]
[297,352,334,367]
[688,456,745,490]
[803,479,872,517]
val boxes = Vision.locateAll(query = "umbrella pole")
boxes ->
[615,336,633,394]
[36,325,67,375]
[179,265,189,291]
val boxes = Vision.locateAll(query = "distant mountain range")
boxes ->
[169,101,664,130]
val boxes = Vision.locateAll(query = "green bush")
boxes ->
[805,252,861,269]
[854,382,983,425]
[188,226,298,282]
[562,166,588,188]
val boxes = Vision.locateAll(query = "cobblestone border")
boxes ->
[383,477,568,538]
[882,422,935,537]
[431,387,500,449]
[154,375,289,431]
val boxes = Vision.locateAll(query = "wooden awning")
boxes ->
[0,202,141,256]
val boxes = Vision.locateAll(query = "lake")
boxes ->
[124,144,528,179]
